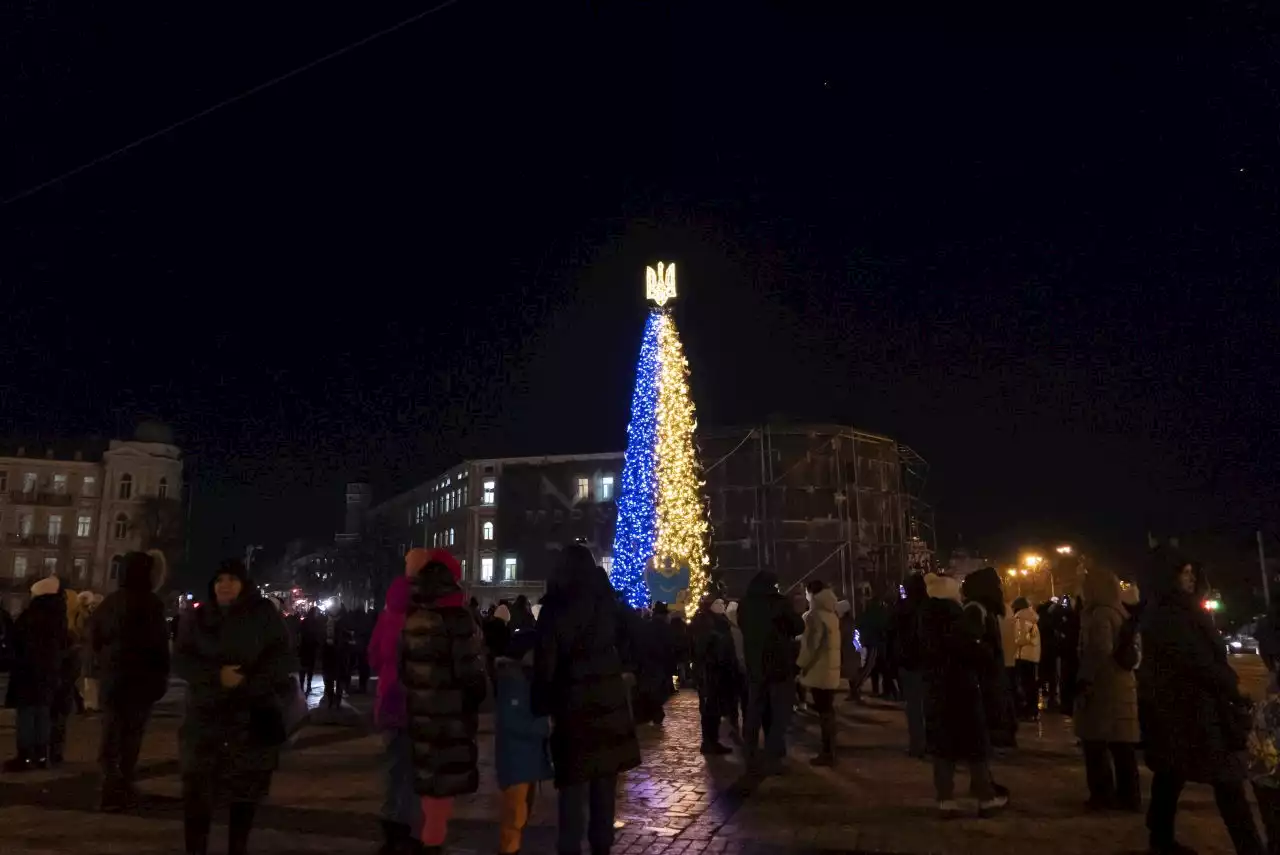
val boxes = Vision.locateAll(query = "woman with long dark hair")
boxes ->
[533,544,640,855]
[175,559,294,855]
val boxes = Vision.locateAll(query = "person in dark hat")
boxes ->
[92,551,171,811]
[174,559,294,855]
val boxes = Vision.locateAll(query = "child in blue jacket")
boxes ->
[493,626,553,855]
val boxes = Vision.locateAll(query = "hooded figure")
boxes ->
[175,558,295,855]
[532,543,640,855]
[400,548,487,851]
[1139,549,1264,854]
[962,568,1017,748]
[798,587,842,765]
[1011,595,1041,720]
[1074,566,1140,811]
[738,570,805,769]
[3,576,70,772]
[92,552,172,811]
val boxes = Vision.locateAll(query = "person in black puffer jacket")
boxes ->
[533,543,640,855]
[175,559,294,855]
[3,576,69,772]
[400,548,486,855]
[92,551,171,812]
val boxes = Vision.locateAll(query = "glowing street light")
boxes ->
[1006,568,1019,578]
[1023,554,1044,569]
[1056,545,1073,555]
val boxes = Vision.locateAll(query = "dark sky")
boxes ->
[3,4,1278,593]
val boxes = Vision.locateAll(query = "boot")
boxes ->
[228,801,256,855]
[2,749,32,773]
[810,714,836,766]
[377,820,410,854]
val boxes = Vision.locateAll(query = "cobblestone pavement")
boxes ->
[0,659,1268,854]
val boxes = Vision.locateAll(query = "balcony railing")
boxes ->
[5,533,71,547]
[7,491,74,507]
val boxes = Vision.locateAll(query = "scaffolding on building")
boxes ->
[701,423,931,602]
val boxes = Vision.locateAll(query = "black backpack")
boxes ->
[1114,613,1141,670]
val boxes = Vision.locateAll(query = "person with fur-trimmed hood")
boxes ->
[797,585,842,766]
[3,576,70,772]
[400,548,487,855]
[1011,596,1041,721]
[175,558,295,855]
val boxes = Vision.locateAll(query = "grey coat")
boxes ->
[1073,604,1139,744]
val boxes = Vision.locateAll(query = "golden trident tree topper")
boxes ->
[646,261,677,306]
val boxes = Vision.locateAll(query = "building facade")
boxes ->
[0,424,183,613]
[347,452,623,606]
[700,423,927,600]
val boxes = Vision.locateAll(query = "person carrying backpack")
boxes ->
[1075,566,1141,811]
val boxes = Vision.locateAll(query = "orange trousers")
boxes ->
[420,795,454,846]
[499,783,536,854]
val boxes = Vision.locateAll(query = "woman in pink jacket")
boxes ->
[369,548,429,853]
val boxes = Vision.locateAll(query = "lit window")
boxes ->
[602,555,614,576]
[114,513,129,539]
[110,555,123,581]
[82,476,96,497]
[13,555,27,578]
[503,557,517,582]
[73,558,87,582]
[448,528,455,546]
[47,515,62,539]
[18,514,33,536]
[77,515,92,537]
[44,557,57,575]
[52,474,67,495]
[23,472,36,494]
[482,521,494,541]
[460,559,467,578]
[600,475,615,500]
[483,480,496,505]
[158,477,169,499]
[118,473,133,500]
[576,477,589,501]
[480,557,494,582]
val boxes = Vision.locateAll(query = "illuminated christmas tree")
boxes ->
[610,263,710,614]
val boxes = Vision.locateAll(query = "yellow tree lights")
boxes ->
[611,263,710,615]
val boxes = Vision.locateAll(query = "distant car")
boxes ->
[1225,619,1261,656]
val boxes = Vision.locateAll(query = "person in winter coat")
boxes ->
[297,606,320,694]
[1258,599,1280,674]
[175,559,294,855]
[962,568,1018,751]
[724,601,748,737]
[1036,600,1061,712]
[92,551,171,812]
[532,543,640,855]
[1073,567,1141,811]
[493,628,553,855]
[1139,551,1264,855]
[321,604,351,709]
[797,587,841,766]
[836,599,858,701]
[739,570,805,772]
[47,586,84,764]
[400,548,487,855]
[1058,596,1082,714]
[857,595,891,697]
[919,573,1006,819]
[1011,596,1041,721]
[633,603,678,727]
[510,595,536,634]
[694,599,738,755]
[3,576,70,772]
[894,573,929,757]
[367,568,419,853]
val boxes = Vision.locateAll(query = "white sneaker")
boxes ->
[978,795,1008,818]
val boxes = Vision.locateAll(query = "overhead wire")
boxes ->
[2,0,465,208]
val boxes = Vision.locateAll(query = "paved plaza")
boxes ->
[0,657,1266,854]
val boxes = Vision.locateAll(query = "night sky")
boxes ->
[3,5,1277,595]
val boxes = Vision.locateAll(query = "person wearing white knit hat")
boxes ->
[2,576,68,772]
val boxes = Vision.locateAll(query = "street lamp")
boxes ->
[1056,545,1073,555]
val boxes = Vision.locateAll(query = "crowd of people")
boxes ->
[2,543,1280,855]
